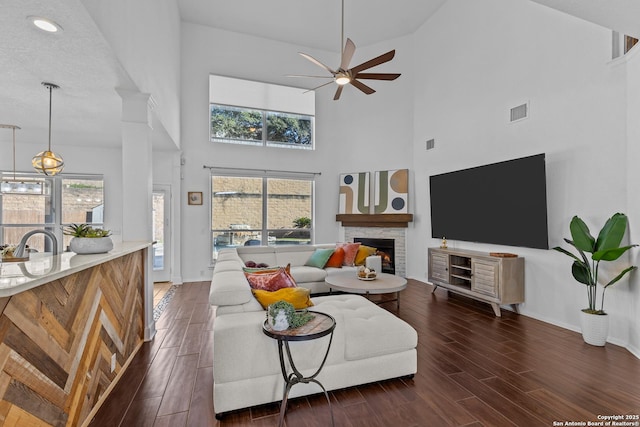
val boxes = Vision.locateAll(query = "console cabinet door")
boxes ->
[471,259,499,297]
[429,251,449,283]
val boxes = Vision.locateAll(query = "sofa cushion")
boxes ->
[337,242,361,266]
[304,248,335,268]
[245,267,297,292]
[210,270,254,306]
[216,249,243,263]
[214,259,245,272]
[311,295,418,361]
[275,246,318,266]
[236,246,278,267]
[252,287,314,309]
[325,247,345,268]
[289,265,328,283]
[354,245,377,266]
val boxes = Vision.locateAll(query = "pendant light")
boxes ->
[0,125,44,194]
[32,82,64,176]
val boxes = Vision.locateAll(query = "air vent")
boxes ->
[426,139,435,150]
[510,103,528,122]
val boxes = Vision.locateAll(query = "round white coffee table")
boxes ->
[325,270,407,310]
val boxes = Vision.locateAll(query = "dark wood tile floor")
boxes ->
[89,280,640,426]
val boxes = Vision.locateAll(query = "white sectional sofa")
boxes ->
[209,244,418,417]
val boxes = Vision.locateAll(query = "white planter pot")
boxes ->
[70,237,113,255]
[580,310,609,346]
[267,308,289,331]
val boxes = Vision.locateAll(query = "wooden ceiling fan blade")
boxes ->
[304,80,335,94]
[354,73,401,81]
[333,86,344,100]
[350,79,376,95]
[299,52,336,75]
[286,74,334,79]
[350,50,396,74]
[340,38,356,70]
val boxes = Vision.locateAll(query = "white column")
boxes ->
[117,88,156,341]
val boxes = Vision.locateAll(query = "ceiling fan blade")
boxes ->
[333,86,344,100]
[350,79,376,95]
[354,72,401,81]
[350,50,396,74]
[304,80,336,94]
[299,52,336,75]
[340,38,356,70]
[286,74,334,79]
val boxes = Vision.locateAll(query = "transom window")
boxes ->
[209,75,315,150]
[211,172,314,259]
[210,104,313,148]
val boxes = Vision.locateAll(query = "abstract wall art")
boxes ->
[338,172,370,214]
[374,169,409,214]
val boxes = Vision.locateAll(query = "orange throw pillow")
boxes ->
[325,247,345,268]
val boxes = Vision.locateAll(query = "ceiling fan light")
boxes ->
[335,75,351,85]
[32,150,64,176]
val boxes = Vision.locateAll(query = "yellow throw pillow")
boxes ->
[354,245,377,266]
[252,287,314,310]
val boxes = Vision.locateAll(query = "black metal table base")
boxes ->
[277,334,335,427]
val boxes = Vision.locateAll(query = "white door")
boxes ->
[152,186,171,283]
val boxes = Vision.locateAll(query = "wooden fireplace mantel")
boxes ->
[336,213,414,228]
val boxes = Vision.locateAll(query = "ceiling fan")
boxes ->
[289,0,401,100]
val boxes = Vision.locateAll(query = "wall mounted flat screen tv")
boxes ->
[429,153,549,249]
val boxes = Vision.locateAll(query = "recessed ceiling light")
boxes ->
[28,16,62,33]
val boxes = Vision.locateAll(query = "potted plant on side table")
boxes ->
[64,223,113,254]
[553,213,637,346]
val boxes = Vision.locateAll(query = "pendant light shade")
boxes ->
[33,82,64,176]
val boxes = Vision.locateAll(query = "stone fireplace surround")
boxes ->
[344,227,407,277]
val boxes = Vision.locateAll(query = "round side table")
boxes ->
[262,311,336,427]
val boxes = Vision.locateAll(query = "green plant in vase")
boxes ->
[64,223,113,254]
[63,223,111,238]
[553,213,637,345]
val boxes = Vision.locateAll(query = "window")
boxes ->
[210,104,313,148]
[211,172,314,259]
[209,75,315,150]
[0,173,104,252]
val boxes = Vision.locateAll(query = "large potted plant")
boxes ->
[553,213,637,346]
[64,223,113,254]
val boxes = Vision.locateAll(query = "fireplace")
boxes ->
[354,238,395,274]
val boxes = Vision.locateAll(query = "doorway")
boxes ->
[152,185,171,283]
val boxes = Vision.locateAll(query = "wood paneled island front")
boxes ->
[0,242,150,426]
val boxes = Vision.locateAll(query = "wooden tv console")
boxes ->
[428,247,524,317]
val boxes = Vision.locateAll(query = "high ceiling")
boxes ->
[1,0,639,153]
[177,0,447,52]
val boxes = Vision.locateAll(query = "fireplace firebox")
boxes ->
[353,238,395,275]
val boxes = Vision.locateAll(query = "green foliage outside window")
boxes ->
[267,112,312,145]
[211,104,312,147]
[210,105,262,141]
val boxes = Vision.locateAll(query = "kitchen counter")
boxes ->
[0,241,151,426]
[0,241,150,297]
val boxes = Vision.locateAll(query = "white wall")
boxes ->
[180,23,413,282]
[82,0,182,147]
[409,0,636,347]
[625,46,640,356]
